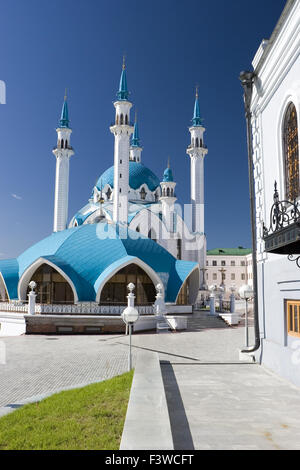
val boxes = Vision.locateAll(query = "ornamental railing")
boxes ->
[0,302,154,316]
[263,181,300,255]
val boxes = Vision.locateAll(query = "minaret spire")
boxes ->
[110,59,133,224]
[130,112,142,163]
[52,92,74,232]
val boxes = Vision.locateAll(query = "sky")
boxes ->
[0,0,287,258]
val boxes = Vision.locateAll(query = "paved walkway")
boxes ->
[1,312,300,449]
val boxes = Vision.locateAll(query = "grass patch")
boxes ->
[0,370,133,450]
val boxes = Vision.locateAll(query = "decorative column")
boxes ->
[154,283,167,316]
[28,281,37,315]
[209,284,216,316]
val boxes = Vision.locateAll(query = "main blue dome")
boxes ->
[96,162,160,192]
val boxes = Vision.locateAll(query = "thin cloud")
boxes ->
[11,193,22,200]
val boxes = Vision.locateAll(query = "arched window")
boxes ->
[283,103,299,200]
[167,187,170,197]
[125,114,128,125]
[140,187,147,200]
[26,264,74,304]
[148,228,157,243]
[200,139,203,147]
[195,137,199,147]
[65,140,68,149]
[120,114,124,125]
[100,263,156,305]
[177,238,182,260]
[106,187,112,200]
[61,139,64,148]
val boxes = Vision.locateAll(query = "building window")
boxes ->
[106,187,112,200]
[231,261,235,266]
[206,261,208,266]
[287,300,300,337]
[120,174,122,178]
[212,260,217,266]
[213,273,217,280]
[140,187,147,200]
[177,239,182,260]
[241,261,245,266]
[231,274,235,280]
[241,274,245,280]
[283,103,299,201]
[221,260,226,266]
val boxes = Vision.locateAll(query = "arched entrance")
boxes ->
[176,279,189,305]
[100,263,156,305]
[26,264,74,304]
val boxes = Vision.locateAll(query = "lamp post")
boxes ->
[121,283,139,371]
[239,284,254,348]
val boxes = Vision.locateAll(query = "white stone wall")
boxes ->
[250,0,300,386]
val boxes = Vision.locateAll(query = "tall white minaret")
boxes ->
[110,59,134,224]
[186,88,208,234]
[130,116,142,163]
[159,159,177,232]
[52,92,74,232]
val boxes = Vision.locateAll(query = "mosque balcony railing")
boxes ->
[187,144,208,150]
[53,145,74,151]
[110,121,135,127]
[263,181,300,257]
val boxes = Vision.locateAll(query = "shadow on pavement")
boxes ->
[161,361,195,450]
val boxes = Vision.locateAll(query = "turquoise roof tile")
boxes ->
[96,162,160,192]
[0,223,198,303]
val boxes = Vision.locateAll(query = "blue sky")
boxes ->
[0,0,287,258]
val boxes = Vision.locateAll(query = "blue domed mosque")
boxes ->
[0,63,208,334]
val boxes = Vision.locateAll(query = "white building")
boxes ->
[247,0,300,386]
[206,248,252,294]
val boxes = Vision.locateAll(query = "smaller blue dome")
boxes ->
[163,167,174,182]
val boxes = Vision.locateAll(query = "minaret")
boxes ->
[52,92,74,232]
[186,88,208,233]
[110,58,134,225]
[130,115,142,163]
[159,158,177,232]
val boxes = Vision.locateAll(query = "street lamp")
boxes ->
[239,284,254,347]
[121,283,140,371]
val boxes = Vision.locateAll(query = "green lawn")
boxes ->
[0,370,133,450]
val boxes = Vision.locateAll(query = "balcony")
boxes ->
[263,182,300,254]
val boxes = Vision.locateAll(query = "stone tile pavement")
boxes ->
[1,313,300,450]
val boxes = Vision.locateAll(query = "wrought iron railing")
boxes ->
[263,181,300,258]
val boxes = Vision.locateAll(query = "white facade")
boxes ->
[250,0,300,386]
